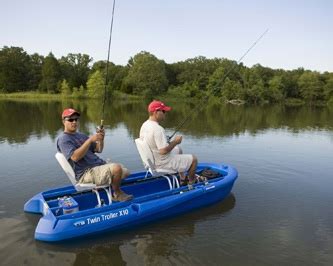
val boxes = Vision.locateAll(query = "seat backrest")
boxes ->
[135,138,156,173]
[55,152,77,186]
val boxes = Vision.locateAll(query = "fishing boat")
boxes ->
[24,161,238,242]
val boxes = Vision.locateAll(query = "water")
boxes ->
[0,99,333,265]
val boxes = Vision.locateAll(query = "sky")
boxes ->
[1,0,332,72]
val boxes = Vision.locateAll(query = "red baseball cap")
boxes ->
[62,108,80,119]
[148,100,171,112]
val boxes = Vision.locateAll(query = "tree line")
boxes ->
[1,46,333,105]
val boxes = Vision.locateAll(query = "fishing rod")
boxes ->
[99,0,116,130]
[167,28,269,142]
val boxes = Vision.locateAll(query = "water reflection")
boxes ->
[1,99,333,265]
[1,99,333,144]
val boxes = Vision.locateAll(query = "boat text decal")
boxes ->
[73,208,130,227]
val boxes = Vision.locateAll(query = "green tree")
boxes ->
[284,68,304,98]
[72,85,86,98]
[242,68,264,103]
[29,53,43,91]
[91,60,128,92]
[323,74,333,101]
[298,71,324,103]
[221,79,244,100]
[39,53,62,93]
[207,66,227,97]
[123,51,168,98]
[172,56,230,91]
[246,80,265,104]
[251,64,275,88]
[60,79,71,96]
[266,76,284,103]
[0,46,31,92]
[87,70,104,98]
[59,53,92,89]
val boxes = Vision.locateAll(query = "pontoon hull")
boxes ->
[24,163,238,242]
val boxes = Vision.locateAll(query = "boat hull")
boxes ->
[24,163,238,242]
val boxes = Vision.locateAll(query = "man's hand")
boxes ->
[94,128,105,153]
[159,135,183,155]
[71,129,106,161]
[174,135,182,145]
[90,129,105,143]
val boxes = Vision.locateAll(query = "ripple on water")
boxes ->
[0,214,76,265]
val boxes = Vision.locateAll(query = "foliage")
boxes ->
[39,53,62,93]
[167,82,202,100]
[221,79,244,101]
[59,53,92,89]
[60,79,71,96]
[123,51,168,98]
[172,56,227,90]
[0,46,32,92]
[29,53,44,91]
[86,70,105,98]
[298,71,324,103]
[72,85,86,98]
[207,65,244,100]
[91,60,128,92]
[266,76,284,103]
[323,74,333,100]
[1,46,333,105]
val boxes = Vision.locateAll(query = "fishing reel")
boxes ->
[96,119,104,132]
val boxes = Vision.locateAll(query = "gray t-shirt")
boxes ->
[57,132,105,180]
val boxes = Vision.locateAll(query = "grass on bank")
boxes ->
[1,91,332,108]
[0,91,142,101]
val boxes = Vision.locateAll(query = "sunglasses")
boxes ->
[65,118,79,122]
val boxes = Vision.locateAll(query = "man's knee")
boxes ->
[111,163,122,177]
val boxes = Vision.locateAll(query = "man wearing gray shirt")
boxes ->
[57,108,133,202]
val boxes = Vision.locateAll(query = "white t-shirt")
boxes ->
[139,119,192,172]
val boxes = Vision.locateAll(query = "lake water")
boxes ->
[0,99,333,265]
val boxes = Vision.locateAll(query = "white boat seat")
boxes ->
[134,138,179,189]
[55,152,112,206]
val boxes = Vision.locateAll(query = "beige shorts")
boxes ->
[158,154,193,173]
[78,163,130,186]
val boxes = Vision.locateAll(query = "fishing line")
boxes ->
[100,0,116,129]
[167,28,269,141]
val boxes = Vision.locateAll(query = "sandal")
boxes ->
[195,174,207,183]
[187,177,197,185]
[114,192,133,202]
[180,176,189,186]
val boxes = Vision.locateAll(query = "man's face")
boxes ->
[155,109,166,122]
[63,116,80,133]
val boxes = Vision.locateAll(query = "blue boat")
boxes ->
[24,162,238,242]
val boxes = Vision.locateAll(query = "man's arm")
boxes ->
[71,133,104,161]
[159,136,182,155]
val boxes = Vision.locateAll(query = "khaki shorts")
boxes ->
[158,154,193,173]
[78,163,130,186]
